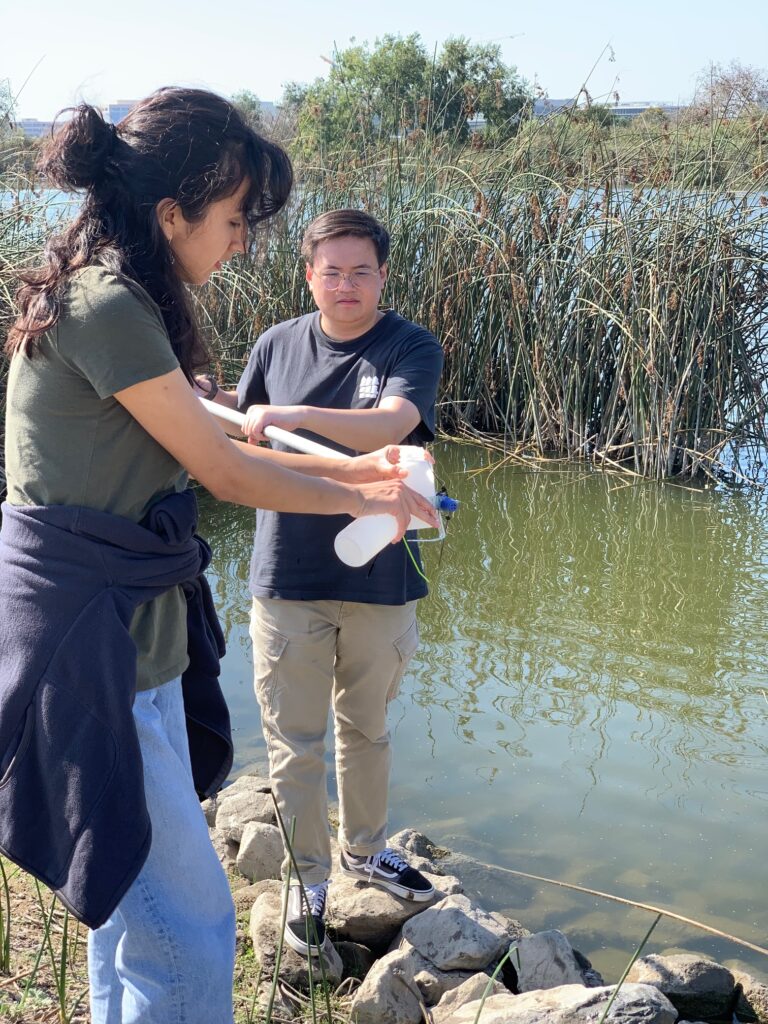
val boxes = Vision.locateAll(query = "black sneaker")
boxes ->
[284,880,329,957]
[339,848,435,902]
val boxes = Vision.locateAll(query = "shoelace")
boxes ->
[304,881,328,917]
[372,849,409,873]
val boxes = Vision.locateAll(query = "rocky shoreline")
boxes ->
[205,774,768,1024]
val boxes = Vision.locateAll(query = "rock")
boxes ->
[255,981,298,1021]
[232,879,281,916]
[215,773,275,841]
[208,827,238,870]
[249,890,343,990]
[327,874,440,949]
[402,894,526,971]
[236,821,284,882]
[349,948,425,1024]
[439,851,530,913]
[388,829,450,874]
[335,940,376,982]
[423,871,465,896]
[350,938,483,1023]
[733,969,768,1023]
[201,795,218,827]
[431,974,508,1024]
[627,953,735,1019]
[440,982,676,1024]
[514,929,591,992]
[573,947,605,988]
[413,961,478,1005]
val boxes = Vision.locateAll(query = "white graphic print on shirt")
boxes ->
[358,374,380,401]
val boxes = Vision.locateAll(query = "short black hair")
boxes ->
[301,208,390,266]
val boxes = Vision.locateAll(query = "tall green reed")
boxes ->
[3,112,767,483]
[0,858,13,974]
[198,119,767,481]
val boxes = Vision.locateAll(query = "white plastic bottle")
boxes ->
[334,447,436,567]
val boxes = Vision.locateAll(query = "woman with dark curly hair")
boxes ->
[0,87,435,1023]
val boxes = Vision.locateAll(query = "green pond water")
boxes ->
[197,441,768,982]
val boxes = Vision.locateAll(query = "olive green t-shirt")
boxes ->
[5,265,190,690]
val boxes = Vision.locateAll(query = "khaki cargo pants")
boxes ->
[250,596,419,884]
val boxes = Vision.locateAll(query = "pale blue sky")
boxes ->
[3,0,766,121]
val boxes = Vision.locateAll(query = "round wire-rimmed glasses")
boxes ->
[316,269,380,290]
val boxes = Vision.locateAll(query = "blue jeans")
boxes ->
[88,678,236,1024]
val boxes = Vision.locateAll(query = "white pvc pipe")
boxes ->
[198,396,346,460]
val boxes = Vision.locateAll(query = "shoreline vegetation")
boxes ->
[2,104,767,487]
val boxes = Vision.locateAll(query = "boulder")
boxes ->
[236,821,284,882]
[208,827,238,870]
[627,953,735,1019]
[734,970,768,1023]
[439,982,677,1024]
[402,894,526,971]
[388,828,450,874]
[573,947,605,988]
[351,939,485,1023]
[327,874,441,949]
[335,940,376,982]
[439,851,530,913]
[432,974,509,1024]
[249,890,343,990]
[215,773,275,841]
[201,795,218,827]
[350,948,424,1024]
[514,929,591,992]
[232,878,281,916]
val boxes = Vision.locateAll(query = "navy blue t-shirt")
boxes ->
[236,309,443,604]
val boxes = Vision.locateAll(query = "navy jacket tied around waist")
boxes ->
[0,490,232,929]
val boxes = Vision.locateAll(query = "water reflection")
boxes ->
[197,442,768,980]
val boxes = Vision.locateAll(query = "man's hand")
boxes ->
[243,404,307,443]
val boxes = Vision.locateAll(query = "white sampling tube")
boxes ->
[198,397,345,460]
[198,398,440,567]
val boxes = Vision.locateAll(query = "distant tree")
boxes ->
[634,106,671,128]
[281,33,529,157]
[573,103,616,128]
[692,61,768,119]
[231,89,266,133]
[431,36,528,140]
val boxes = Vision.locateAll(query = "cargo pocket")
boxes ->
[0,679,116,887]
[250,612,289,711]
[386,617,420,704]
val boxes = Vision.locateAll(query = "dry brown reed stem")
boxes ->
[468,858,768,959]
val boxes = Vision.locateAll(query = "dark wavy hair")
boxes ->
[6,87,293,376]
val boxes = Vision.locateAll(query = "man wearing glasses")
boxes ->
[212,209,443,957]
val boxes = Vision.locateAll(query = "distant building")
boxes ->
[531,98,678,120]
[606,100,679,119]
[533,98,577,117]
[18,118,54,139]
[103,101,137,125]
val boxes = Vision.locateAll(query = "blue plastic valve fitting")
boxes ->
[435,494,459,513]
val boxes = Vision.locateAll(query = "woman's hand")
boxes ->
[350,478,439,541]
[339,446,408,484]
